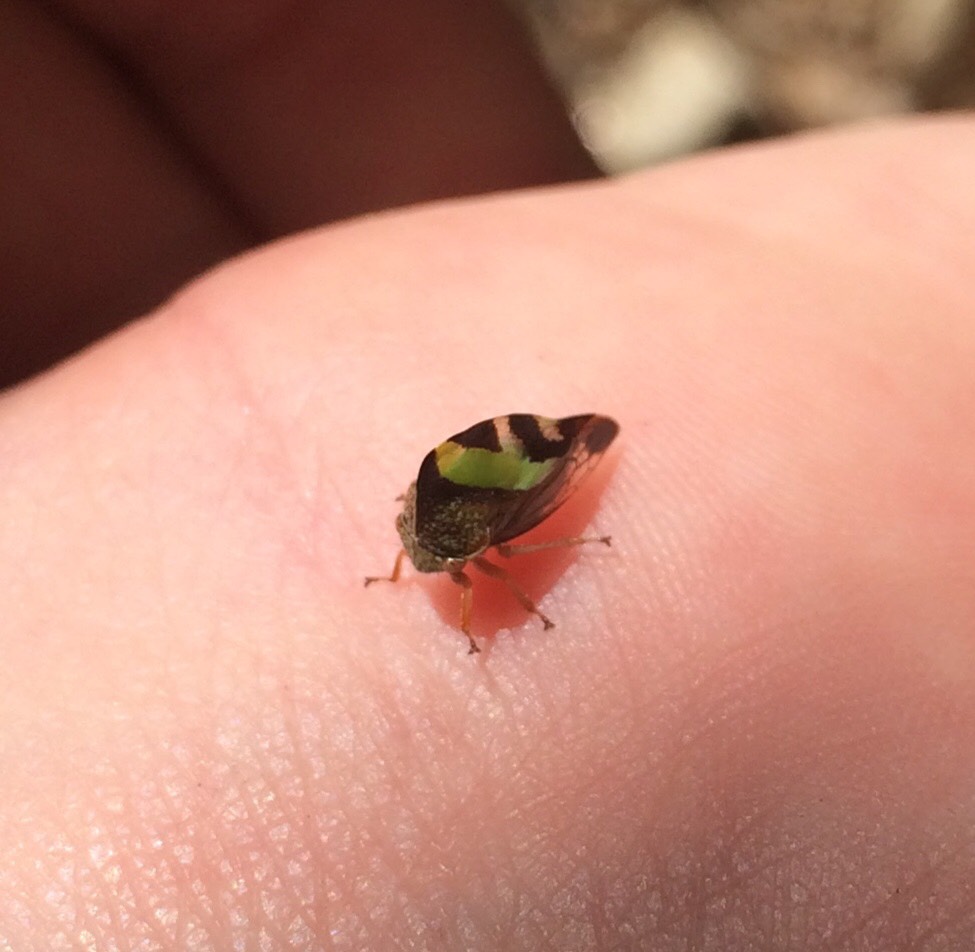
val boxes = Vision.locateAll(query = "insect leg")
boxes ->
[495,536,611,558]
[472,556,554,631]
[364,549,406,586]
[448,568,480,654]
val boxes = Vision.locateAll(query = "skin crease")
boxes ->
[2,4,975,951]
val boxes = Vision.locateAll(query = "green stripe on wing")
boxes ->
[435,441,556,490]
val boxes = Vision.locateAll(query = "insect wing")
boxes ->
[488,414,618,545]
[413,413,618,555]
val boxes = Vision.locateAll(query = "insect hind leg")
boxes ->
[472,556,554,631]
[448,568,480,654]
[495,535,611,558]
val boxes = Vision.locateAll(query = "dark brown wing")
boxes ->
[488,414,619,545]
[413,413,618,558]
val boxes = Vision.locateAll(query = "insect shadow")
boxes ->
[423,462,618,648]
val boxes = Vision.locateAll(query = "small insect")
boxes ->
[365,413,619,654]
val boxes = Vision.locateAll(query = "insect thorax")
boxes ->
[396,482,492,573]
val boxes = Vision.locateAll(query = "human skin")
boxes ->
[2,114,975,950]
[3,3,975,951]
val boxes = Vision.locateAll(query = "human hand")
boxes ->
[2,9,974,944]
[1,0,592,386]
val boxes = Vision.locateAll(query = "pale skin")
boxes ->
[2,2,975,949]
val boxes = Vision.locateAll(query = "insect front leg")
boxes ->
[495,535,611,558]
[364,548,406,586]
[472,556,554,631]
[448,568,480,654]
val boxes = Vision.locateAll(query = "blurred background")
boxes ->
[3,0,973,389]
[512,0,975,171]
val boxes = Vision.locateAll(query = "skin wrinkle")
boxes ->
[150,803,222,949]
[291,675,458,939]
[847,841,971,947]
[276,686,326,938]
[583,862,615,952]
[88,808,151,945]
[157,740,240,941]
[76,811,158,948]
[95,758,186,944]
[212,770,278,944]
[655,702,935,945]
[9,779,80,943]
[239,732,316,935]
[516,788,639,907]
[209,771,280,940]
[719,817,820,935]
[817,837,967,950]
[372,709,448,835]
[119,838,183,949]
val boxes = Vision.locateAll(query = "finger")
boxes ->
[58,0,597,229]
[0,1,249,386]
[2,116,972,947]
[3,0,593,386]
